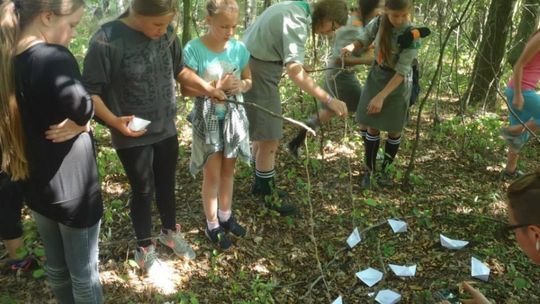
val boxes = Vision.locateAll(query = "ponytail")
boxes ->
[0,1,28,180]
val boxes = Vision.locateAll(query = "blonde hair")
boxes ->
[206,0,238,16]
[0,0,84,180]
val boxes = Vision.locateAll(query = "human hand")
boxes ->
[45,119,90,143]
[460,282,491,304]
[367,94,385,114]
[328,98,348,117]
[113,116,147,137]
[513,93,524,111]
[397,27,431,49]
[218,74,242,95]
[341,43,356,57]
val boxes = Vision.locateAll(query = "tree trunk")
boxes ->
[466,0,515,108]
[182,0,192,46]
[245,0,257,28]
[507,0,540,67]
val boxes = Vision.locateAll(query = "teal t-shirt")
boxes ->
[183,38,250,119]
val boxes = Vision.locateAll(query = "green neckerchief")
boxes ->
[292,0,311,17]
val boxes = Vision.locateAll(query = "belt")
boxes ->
[250,55,283,66]
[373,61,394,72]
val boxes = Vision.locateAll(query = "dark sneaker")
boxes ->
[376,171,393,188]
[288,128,308,158]
[502,169,524,181]
[360,172,372,189]
[219,214,247,238]
[9,255,38,272]
[500,128,528,151]
[260,192,298,216]
[205,226,232,250]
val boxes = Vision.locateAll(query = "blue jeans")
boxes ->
[33,212,103,304]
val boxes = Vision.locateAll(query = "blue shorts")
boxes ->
[505,87,540,127]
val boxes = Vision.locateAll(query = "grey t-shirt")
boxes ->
[242,1,311,65]
[82,20,183,149]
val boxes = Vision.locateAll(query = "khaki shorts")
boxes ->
[243,57,284,141]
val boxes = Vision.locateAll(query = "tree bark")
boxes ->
[182,0,192,46]
[244,0,257,28]
[466,0,515,108]
[507,0,540,67]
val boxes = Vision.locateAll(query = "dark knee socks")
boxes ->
[382,135,402,171]
[254,169,276,196]
[364,132,380,172]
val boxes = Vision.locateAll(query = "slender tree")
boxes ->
[466,0,516,108]
[507,0,540,67]
[182,0,192,46]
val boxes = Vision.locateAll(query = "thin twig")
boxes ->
[225,98,316,135]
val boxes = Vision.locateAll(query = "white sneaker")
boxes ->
[158,224,196,260]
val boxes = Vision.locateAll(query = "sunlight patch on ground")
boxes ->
[249,258,270,274]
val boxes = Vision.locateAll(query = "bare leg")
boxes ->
[218,157,236,213]
[3,238,24,259]
[202,153,223,223]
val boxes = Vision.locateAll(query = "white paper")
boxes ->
[388,264,416,277]
[347,227,361,248]
[388,219,407,233]
[440,234,469,250]
[128,117,151,132]
[375,289,401,304]
[471,257,490,282]
[331,295,342,304]
[356,267,383,287]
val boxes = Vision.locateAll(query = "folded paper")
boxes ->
[471,257,490,282]
[375,289,401,304]
[388,264,416,277]
[331,295,342,304]
[440,234,469,250]
[347,227,361,248]
[356,267,383,287]
[388,219,407,233]
[128,117,151,132]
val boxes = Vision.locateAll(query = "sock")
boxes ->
[137,240,152,248]
[382,135,402,171]
[255,169,275,195]
[206,219,220,230]
[218,209,231,222]
[365,132,380,172]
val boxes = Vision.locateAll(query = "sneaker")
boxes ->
[9,255,37,272]
[360,172,372,189]
[288,128,308,158]
[158,224,196,260]
[205,226,232,250]
[134,244,162,273]
[376,171,393,188]
[219,214,247,237]
[260,192,298,216]
[502,169,524,180]
[500,127,528,151]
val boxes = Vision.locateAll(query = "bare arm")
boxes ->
[512,32,540,110]
[45,119,90,143]
[176,67,226,99]
[92,95,146,137]
[286,62,348,116]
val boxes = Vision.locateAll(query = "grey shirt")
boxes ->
[82,20,183,149]
[242,1,311,65]
[356,16,418,76]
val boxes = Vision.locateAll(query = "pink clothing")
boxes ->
[508,50,540,90]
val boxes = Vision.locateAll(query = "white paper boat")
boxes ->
[128,117,151,131]
[347,227,361,248]
[388,264,416,277]
[440,234,469,250]
[375,289,401,304]
[388,219,407,233]
[356,267,383,287]
[331,295,342,304]
[471,257,490,282]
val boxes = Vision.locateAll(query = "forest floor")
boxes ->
[1,95,540,304]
